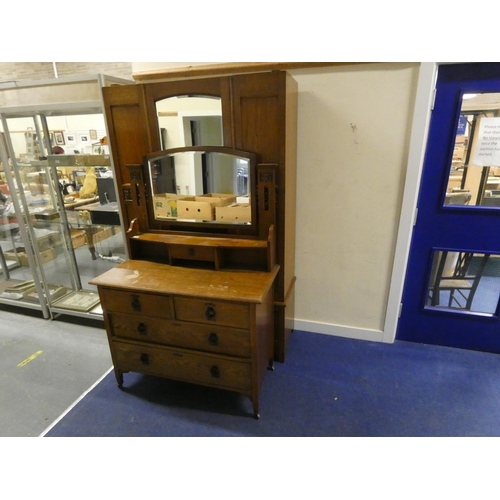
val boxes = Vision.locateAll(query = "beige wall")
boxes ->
[130,62,421,342]
[288,63,419,338]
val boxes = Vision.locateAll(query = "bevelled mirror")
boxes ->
[146,147,254,226]
[155,96,223,149]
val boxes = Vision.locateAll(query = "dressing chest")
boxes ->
[91,260,278,418]
[92,69,297,417]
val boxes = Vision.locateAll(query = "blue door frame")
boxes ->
[397,63,500,353]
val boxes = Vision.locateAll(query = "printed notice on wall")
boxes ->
[471,117,500,166]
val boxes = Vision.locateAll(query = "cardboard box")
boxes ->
[153,193,185,219]
[216,203,251,223]
[177,194,236,221]
[199,193,237,202]
[88,226,114,245]
[70,229,86,249]
[177,197,213,220]
[33,228,62,250]
[34,247,56,266]
[3,247,24,262]
[4,246,56,267]
[236,195,250,204]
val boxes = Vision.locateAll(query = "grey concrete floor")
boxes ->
[0,304,112,436]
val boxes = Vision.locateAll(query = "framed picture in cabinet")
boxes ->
[54,131,65,145]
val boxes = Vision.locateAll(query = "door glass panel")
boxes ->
[445,92,500,207]
[426,250,500,315]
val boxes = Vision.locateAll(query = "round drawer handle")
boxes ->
[208,332,219,346]
[205,306,216,320]
[131,295,141,312]
[137,323,147,336]
[189,247,195,256]
[210,365,220,378]
[140,353,149,365]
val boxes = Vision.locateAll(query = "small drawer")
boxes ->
[113,341,251,393]
[174,297,250,329]
[109,313,251,357]
[99,288,174,319]
[169,244,216,263]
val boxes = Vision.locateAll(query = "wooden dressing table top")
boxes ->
[90,260,279,304]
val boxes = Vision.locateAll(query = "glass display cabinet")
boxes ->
[0,159,49,316]
[0,74,132,319]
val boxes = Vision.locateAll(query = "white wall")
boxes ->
[3,114,107,158]
[132,62,421,343]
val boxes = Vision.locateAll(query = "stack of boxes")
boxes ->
[153,193,251,223]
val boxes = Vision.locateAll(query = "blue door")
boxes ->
[397,63,500,353]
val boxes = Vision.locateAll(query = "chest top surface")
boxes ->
[90,260,279,304]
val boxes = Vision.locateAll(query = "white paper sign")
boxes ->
[471,117,500,166]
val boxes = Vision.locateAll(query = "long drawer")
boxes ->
[99,288,174,319]
[108,312,251,358]
[113,341,252,393]
[174,296,250,329]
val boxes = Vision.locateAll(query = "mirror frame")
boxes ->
[143,146,258,236]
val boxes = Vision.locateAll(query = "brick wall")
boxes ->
[0,62,133,82]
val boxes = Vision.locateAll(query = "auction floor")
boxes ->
[0,304,111,437]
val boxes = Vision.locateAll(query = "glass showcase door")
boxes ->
[0,111,126,318]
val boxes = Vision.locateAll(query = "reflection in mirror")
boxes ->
[426,249,500,315]
[155,96,223,149]
[148,150,251,225]
[445,92,500,208]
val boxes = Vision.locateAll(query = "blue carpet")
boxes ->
[43,330,500,437]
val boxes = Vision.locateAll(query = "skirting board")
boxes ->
[293,318,386,343]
